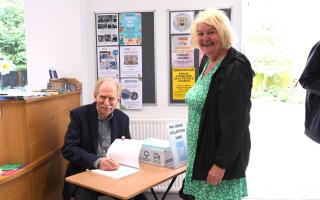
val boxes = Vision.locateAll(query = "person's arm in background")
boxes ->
[299,41,320,96]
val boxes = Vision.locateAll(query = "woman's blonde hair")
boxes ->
[94,77,122,99]
[190,7,236,49]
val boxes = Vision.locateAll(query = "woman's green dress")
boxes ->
[183,60,248,200]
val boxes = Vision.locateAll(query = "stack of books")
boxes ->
[0,163,25,176]
[65,78,82,91]
[47,78,82,92]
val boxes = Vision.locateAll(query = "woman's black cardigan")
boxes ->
[192,47,255,180]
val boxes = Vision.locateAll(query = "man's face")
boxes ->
[95,82,119,119]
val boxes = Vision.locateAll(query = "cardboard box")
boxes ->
[139,138,173,168]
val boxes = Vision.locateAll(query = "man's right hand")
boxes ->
[98,157,120,170]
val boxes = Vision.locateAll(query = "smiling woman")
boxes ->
[181,7,254,200]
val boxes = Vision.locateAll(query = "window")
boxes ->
[0,0,27,92]
[244,0,320,199]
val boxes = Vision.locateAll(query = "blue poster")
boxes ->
[119,13,142,45]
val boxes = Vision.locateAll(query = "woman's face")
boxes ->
[196,22,223,58]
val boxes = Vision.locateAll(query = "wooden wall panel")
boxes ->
[0,172,32,200]
[0,103,28,164]
[32,152,67,200]
[26,92,80,162]
[0,92,80,200]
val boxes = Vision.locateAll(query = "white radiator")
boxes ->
[129,119,186,192]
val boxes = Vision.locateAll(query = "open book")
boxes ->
[91,139,143,179]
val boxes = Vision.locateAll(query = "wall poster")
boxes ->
[97,46,120,78]
[171,35,194,68]
[120,78,142,110]
[170,11,194,34]
[95,12,155,109]
[172,68,195,101]
[120,46,142,77]
[169,10,195,104]
[96,14,119,46]
[119,13,142,45]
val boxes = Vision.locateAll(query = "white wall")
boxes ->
[24,0,91,105]
[24,0,243,120]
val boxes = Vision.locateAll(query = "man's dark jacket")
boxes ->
[61,102,131,199]
[192,47,255,180]
[299,41,320,143]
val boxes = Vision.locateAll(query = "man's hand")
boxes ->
[98,157,120,170]
[206,164,225,185]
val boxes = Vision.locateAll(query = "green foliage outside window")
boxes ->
[0,0,27,90]
[246,0,304,104]
[0,0,26,69]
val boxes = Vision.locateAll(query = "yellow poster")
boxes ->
[172,68,195,100]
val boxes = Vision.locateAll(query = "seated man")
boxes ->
[62,77,146,200]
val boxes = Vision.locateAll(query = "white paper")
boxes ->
[107,139,143,169]
[91,165,139,179]
[91,139,143,179]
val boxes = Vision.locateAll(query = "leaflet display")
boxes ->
[95,11,155,106]
[168,9,231,104]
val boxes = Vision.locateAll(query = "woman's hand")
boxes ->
[206,164,225,185]
[98,157,120,170]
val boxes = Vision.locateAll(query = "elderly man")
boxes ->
[62,77,146,200]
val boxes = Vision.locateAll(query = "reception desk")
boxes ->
[0,92,81,200]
